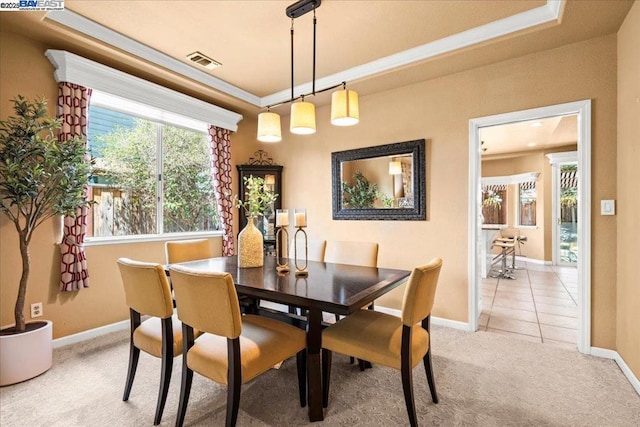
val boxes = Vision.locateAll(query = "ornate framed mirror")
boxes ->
[331,139,426,220]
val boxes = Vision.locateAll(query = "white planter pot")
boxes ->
[0,320,53,386]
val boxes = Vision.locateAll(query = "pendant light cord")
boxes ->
[290,18,295,102]
[312,8,316,95]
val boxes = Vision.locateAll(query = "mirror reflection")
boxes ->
[340,154,413,209]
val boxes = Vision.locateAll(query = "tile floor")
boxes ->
[480,259,579,350]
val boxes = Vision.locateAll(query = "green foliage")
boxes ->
[560,186,577,208]
[482,190,502,207]
[234,175,278,218]
[97,119,220,234]
[342,170,378,209]
[0,95,92,332]
[379,192,394,208]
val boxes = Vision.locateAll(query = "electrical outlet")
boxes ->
[30,302,43,318]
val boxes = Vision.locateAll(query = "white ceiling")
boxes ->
[480,114,577,156]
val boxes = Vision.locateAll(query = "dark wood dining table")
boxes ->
[168,255,411,422]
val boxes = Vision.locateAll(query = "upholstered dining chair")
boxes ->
[165,238,213,264]
[321,258,443,427]
[169,265,308,427]
[324,240,378,268]
[324,240,379,368]
[117,258,183,426]
[288,238,327,262]
[166,239,258,313]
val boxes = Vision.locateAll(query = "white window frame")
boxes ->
[46,50,242,245]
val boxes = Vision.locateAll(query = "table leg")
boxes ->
[306,307,324,421]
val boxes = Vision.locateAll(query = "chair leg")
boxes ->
[175,362,193,427]
[123,309,141,402]
[123,344,140,401]
[226,338,242,427]
[322,349,332,408]
[154,317,173,425]
[423,348,439,404]
[296,349,307,407]
[176,324,195,427]
[401,325,418,427]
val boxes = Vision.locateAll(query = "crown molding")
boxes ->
[45,49,243,132]
[45,10,260,107]
[46,1,563,109]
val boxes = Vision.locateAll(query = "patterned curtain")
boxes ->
[57,82,92,292]
[208,125,235,256]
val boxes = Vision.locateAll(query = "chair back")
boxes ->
[169,265,242,339]
[324,240,378,267]
[117,258,174,319]
[165,239,213,264]
[288,238,326,262]
[401,258,443,326]
[500,228,520,239]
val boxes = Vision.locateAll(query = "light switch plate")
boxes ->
[601,200,615,215]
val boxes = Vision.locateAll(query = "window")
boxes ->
[482,185,507,225]
[518,181,537,226]
[87,92,220,238]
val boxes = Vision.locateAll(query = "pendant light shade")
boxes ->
[331,88,359,126]
[257,111,282,142]
[290,101,316,135]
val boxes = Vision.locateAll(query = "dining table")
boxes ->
[167,255,411,422]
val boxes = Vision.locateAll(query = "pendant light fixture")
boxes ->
[256,0,360,142]
[257,109,282,142]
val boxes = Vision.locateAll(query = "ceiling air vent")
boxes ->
[186,51,221,70]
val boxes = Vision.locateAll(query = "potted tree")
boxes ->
[0,95,92,385]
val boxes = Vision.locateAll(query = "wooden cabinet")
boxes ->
[236,164,283,256]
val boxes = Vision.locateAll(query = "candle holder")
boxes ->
[293,209,308,277]
[275,209,290,273]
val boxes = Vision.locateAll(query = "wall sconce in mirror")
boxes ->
[331,139,426,220]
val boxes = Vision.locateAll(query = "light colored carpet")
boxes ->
[1,325,638,426]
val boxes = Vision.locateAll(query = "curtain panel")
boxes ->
[57,82,92,292]
[208,125,235,256]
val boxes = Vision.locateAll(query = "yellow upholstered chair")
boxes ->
[322,258,443,427]
[288,238,327,262]
[324,240,378,268]
[324,240,379,333]
[169,265,307,427]
[165,238,213,264]
[167,239,258,313]
[117,258,183,426]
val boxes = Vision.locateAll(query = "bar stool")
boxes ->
[490,238,516,279]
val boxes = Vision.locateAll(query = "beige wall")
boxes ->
[256,35,619,348]
[0,29,624,354]
[482,145,577,262]
[616,1,640,382]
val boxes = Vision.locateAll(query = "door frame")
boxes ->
[468,100,592,354]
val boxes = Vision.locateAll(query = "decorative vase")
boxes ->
[0,320,53,386]
[238,216,264,267]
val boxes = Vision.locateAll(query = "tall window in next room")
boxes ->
[518,180,537,226]
[86,91,220,238]
[482,184,507,225]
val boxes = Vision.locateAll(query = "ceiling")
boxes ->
[480,115,577,157]
[0,1,633,121]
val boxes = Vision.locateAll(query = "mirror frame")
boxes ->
[332,139,426,221]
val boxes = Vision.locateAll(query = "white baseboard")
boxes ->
[374,306,470,331]
[591,347,640,396]
[53,319,129,349]
[515,256,552,265]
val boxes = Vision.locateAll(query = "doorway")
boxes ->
[468,100,592,354]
